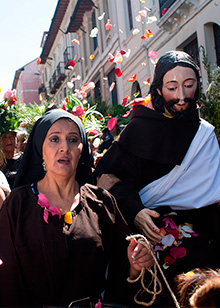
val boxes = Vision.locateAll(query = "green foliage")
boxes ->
[15,101,50,134]
[199,46,220,136]
[90,97,131,130]
[0,102,20,136]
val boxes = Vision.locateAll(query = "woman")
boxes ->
[0,109,153,307]
[0,130,22,188]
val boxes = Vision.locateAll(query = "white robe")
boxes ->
[139,119,220,210]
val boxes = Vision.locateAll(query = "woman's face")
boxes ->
[42,119,83,179]
[158,66,198,115]
[0,132,16,154]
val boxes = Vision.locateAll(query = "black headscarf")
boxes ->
[150,50,200,117]
[14,109,93,188]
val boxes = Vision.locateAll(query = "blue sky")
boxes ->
[0,0,58,100]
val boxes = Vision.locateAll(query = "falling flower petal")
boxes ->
[161,234,175,246]
[139,10,148,17]
[148,50,158,58]
[68,60,76,67]
[120,49,127,55]
[136,15,141,22]
[114,51,123,63]
[147,16,157,24]
[0,259,3,266]
[98,12,105,20]
[108,117,117,131]
[108,53,115,62]
[133,28,140,35]
[81,82,95,92]
[90,54,94,60]
[67,82,74,89]
[110,82,115,92]
[122,110,131,117]
[121,95,130,106]
[90,27,99,37]
[141,62,147,66]
[143,77,151,85]
[127,74,137,82]
[37,57,41,65]
[150,58,158,66]
[142,29,153,39]
[162,8,167,15]
[105,19,112,30]
[124,49,131,58]
[114,68,123,77]
[72,39,80,45]
[170,247,186,259]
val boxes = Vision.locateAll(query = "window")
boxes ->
[159,0,176,17]
[213,23,220,66]
[83,33,88,67]
[183,37,200,66]
[103,0,110,33]
[64,87,67,98]
[108,68,118,105]
[131,81,142,99]
[91,10,98,52]
[95,80,101,100]
[45,67,47,82]
[127,0,133,31]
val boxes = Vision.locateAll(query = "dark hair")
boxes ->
[176,268,220,308]
[149,50,201,114]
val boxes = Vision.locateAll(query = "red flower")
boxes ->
[114,68,123,77]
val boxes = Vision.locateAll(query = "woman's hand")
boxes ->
[127,238,154,279]
[96,174,120,191]
[134,208,162,244]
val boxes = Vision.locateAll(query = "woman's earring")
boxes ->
[42,161,46,172]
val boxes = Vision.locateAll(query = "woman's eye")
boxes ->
[49,136,59,142]
[69,137,78,143]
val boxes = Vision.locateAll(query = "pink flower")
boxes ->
[38,194,61,223]
[108,117,117,131]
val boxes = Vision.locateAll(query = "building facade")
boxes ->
[12,58,41,105]
[38,0,220,107]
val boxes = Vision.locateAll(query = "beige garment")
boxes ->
[0,171,11,197]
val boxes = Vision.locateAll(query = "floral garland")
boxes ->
[38,193,72,224]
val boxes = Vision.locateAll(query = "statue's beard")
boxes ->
[162,96,197,119]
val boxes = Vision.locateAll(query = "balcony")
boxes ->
[38,84,47,95]
[158,0,201,32]
[49,62,66,94]
[63,46,75,69]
